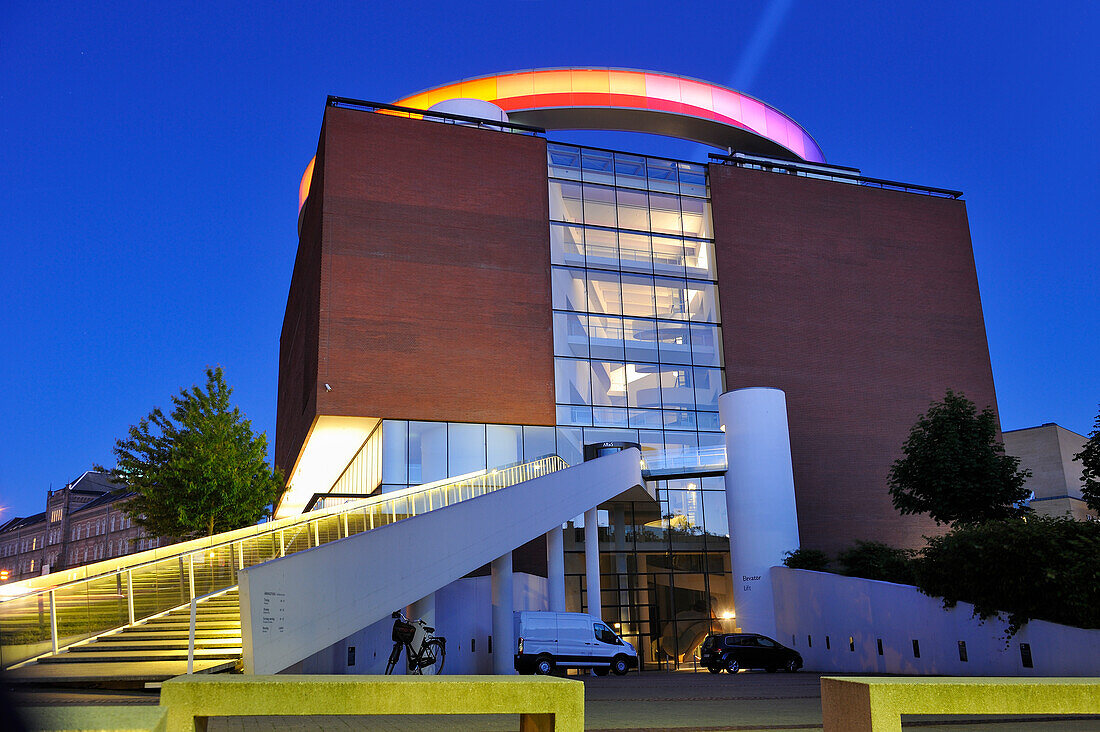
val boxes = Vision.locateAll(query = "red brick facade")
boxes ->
[276,108,555,478]
[709,163,999,553]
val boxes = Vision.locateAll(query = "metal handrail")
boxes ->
[1,455,568,669]
[326,96,546,135]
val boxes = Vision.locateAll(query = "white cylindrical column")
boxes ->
[546,526,566,612]
[491,552,515,675]
[407,593,436,674]
[719,388,800,640]
[583,508,602,620]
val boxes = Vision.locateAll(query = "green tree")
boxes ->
[887,390,1031,525]
[915,516,1100,636]
[100,367,283,538]
[1073,405,1100,514]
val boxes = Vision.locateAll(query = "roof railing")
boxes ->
[326,96,546,135]
[710,151,963,199]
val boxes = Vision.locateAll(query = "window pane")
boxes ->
[593,407,629,427]
[646,158,679,193]
[557,405,592,427]
[663,430,699,455]
[698,411,722,431]
[649,192,682,235]
[548,144,582,180]
[381,420,408,485]
[657,321,693,364]
[591,361,628,407]
[617,232,652,273]
[408,421,447,485]
[651,235,686,277]
[687,282,719,322]
[626,363,664,409]
[622,318,659,363]
[653,276,688,320]
[620,273,656,318]
[448,423,486,476]
[551,223,586,267]
[523,426,556,462]
[487,424,523,468]
[664,409,697,430]
[549,180,583,223]
[683,239,715,280]
[629,408,663,429]
[677,162,708,197]
[552,267,587,312]
[693,367,723,411]
[556,427,585,465]
[588,315,625,361]
[587,270,622,315]
[555,358,592,405]
[553,312,589,358]
[583,184,616,228]
[689,324,723,366]
[659,365,695,410]
[614,153,647,189]
[616,188,649,232]
[681,197,712,239]
[584,227,617,268]
[581,148,615,186]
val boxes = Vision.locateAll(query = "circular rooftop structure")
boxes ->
[394,68,824,163]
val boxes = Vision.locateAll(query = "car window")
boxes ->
[724,635,746,646]
[757,637,776,648]
[594,623,621,645]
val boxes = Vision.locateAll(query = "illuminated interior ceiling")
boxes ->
[275,415,379,519]
[299,68,824,212]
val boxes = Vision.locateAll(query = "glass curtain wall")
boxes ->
[549,143,733,669]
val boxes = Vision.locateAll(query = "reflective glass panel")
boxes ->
[617,232,652,273]
[659,365,695,409]
[646,158,679,193]
[522,426,556,461]
[587,270,622,315]
[593,406,629,427]
[548,144,582,180]
[557,405,592,427]
[555,358,592,405]
[686,282,719,322]
[663,409,697,430]
[689,324,722,366]
[552,267,587,312]
[584,227,618,267]
[681,198,712,238]
[548,180,583,223]
[550,223,586,267]
[683,239,715,280]
[651,236,686,277]
[553,312,589,357]
[448,423,486,476]
[556,427,584,465]
[622,318,659,363]
[616,188,649,231]
[583,184,616,228]
[693,367,723,411]
[626,363,664,409]
[629,408,664,429]
[588,315,625,361]
[678,162,708,197]
[656,320,693,364]
[487,424,523,468]
[382,420,408,485]
[649,192,682,235]
[653,277,688,320]
[620,273,656,318]
[614,153,647,189]
[591,361,628,407]
[581,148,615,186]
[408,421,447,485]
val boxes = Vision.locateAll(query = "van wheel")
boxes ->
[593,667,609,676]
[725,656,740,674]
[534,655,555,675]
[611,655,630,676]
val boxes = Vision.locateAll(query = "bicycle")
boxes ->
[385,609,446,675]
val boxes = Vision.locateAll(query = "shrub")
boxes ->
[836,541,917,585]
[782,548,831,571]
[915,516,1100,636]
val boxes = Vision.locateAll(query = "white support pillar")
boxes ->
[491,552,515,675]
[719,387,800,640]
[545,526,566,612]
[407,592,437,675]
[583,507,602,620]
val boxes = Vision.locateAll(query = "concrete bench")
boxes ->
[159,674,584,732]
[821,676,1100,732]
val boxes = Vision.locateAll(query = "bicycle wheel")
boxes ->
[424,638,445,675]
[385,642,402,675]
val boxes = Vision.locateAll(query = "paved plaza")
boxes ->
[9,670,1100,730]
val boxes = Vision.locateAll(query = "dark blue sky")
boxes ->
[2,1,1097,518]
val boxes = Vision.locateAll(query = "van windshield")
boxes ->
[594,623,621,645]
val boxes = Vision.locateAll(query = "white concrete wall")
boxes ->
[239,448,642,673]
[284,573,547,675]
[772,566,1100,676]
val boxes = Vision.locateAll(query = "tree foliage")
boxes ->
[100,367,283,538]
[782,548,831,571]
[888,390,1032,525]
[836,541,917,585]
[1073,405,1100,514]
[915,516,1100,636]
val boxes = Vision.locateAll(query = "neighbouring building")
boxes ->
[1005,423,1096,522]
[274,68,1001,667]
[0,471,170,583]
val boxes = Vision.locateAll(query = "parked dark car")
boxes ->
[699,633,802,674]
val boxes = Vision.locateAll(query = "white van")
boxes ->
[514,611,638,675]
